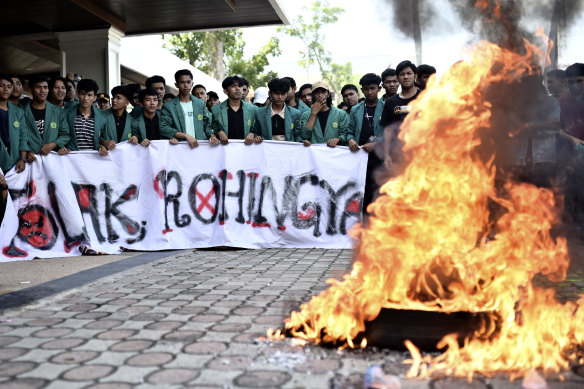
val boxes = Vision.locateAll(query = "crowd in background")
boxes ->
[1,60,584,243]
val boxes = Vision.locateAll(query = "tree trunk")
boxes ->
[211,38,225,81]
[412,0,422,64]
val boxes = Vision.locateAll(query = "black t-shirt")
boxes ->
[359,105,377,145]
[0,109,9,152]
[30,106,46,135]
[380,90,420,127]
[114,111,127,142]
[144,114,160,140]
[271,115,285,136]
[227,103,245,140]
[317,110,331,132]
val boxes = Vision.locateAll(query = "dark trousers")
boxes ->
[363,152,383,215]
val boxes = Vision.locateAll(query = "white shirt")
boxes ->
[180,101,196,137]
[270,105,285,119]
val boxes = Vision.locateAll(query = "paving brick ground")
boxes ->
[0,248,583,389]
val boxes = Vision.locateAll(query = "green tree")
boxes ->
[163,30,240,81]
[279,0,359,96]
[278,0,343,75]
[229,37,282,87]
[323,62,361,98]
[163,30,281,85]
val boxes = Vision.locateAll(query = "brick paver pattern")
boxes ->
[0,248,583,388]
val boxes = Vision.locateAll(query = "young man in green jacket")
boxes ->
[347,73,385,214]
[283,77,311,114]
[102,85,134,149]
[146,75,166,112]
[210,75,257,145]
[130,89,178,147]
[0,75,28,174]
[251,78,300,143]
[192,84,213,122]
[347,73,385,153]
[8,75,25,108]
[299,80,349,148]
[58,79,110,156]
[160,69,211,148]
[22,75,70,163]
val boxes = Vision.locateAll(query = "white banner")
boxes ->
[0,141,367,262]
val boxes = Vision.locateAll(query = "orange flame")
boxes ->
[475,0,502,19]
[284,39,583,378]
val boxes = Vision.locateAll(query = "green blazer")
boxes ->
[347,100,385,143]
[131,111,161,142]
[204,108,212,125]
[64,103,109,151]
[105,109,133,143]
[251,104,300,142]
[160,95,210,141]
[299,106,349,145]
[0,104,29,172]
[23,100,70,153]
[64,100,77,110]
[292,99,311,114]
[210,100,256,137]
[130,104,143,120]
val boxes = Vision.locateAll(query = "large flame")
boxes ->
[283,40,584,378]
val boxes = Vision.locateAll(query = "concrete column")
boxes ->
[58,27,124,95]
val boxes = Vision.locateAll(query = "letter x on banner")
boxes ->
[0,141,368,261]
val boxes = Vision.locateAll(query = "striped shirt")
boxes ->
[75,113,95,150]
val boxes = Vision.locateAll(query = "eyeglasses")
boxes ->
[568,79,584,85]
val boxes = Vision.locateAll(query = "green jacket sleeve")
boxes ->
[210,105,224,135]
[98,111,115,144]
[298,111,312,141]
[159,103,178,139]
[105,110,118,142]
[64,109,76,151]
[205,109,213,133]
[347,109,358,142]
[291,111,302,142]
[338,110,349,144]
[293,118,302,142]
[55,109,71,149]
[18,109,30,153]
[251,109,261,137]
[202,106,212,138]
[131,118,143,142]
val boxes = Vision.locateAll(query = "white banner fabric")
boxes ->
[0,141,367,262]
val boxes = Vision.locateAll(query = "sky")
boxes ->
[240,0,472,81]
[123,0,584,88]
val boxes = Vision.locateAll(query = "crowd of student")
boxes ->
[1,60,584,232]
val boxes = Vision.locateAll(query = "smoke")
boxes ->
[383,0,436,39]
[525,0,583,27]
[451,0,526,51]
[451,0,583,52]
[377,0,583,51]
[374,0,584,224]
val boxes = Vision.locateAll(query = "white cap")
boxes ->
[253,87,269,104]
